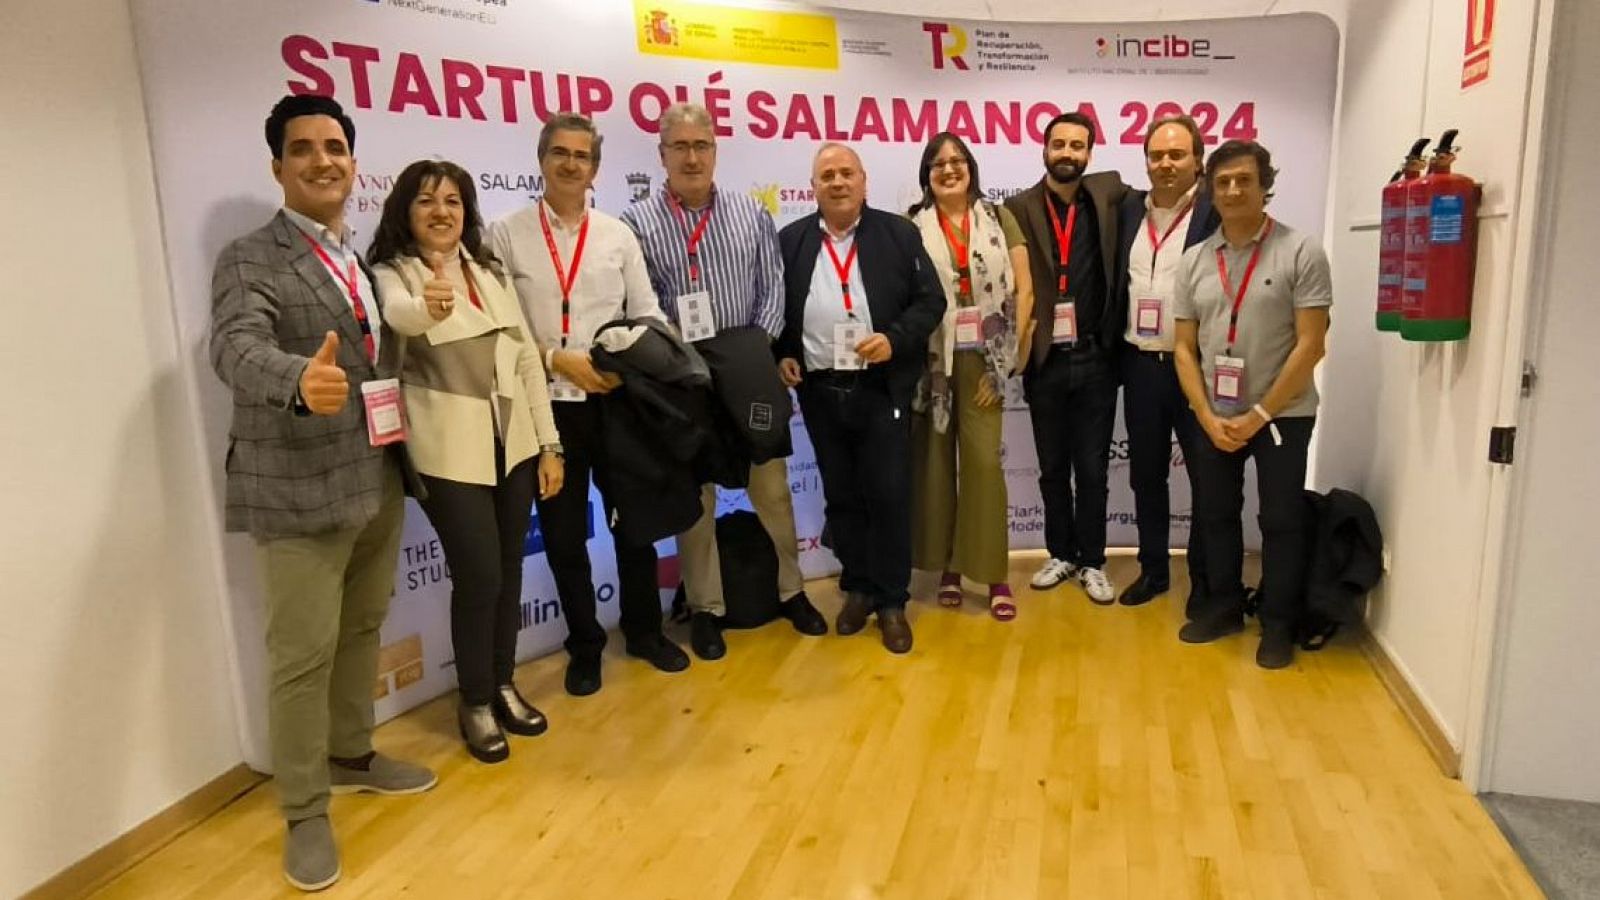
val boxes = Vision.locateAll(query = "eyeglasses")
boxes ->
[546,147,594,165]
[664,140,716,157]
[930,157,969,172]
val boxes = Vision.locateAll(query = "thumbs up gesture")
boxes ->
[299,331,349,415]
[422,251,455,322]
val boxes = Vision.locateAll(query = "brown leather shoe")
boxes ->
[877,606,913,654]
[835,592,871,635]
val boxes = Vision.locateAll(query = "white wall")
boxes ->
[0,0,241,895]
[1316,0,1547,754]
[1480,0,1600,802]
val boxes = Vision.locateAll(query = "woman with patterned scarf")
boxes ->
[906,133,1035,619]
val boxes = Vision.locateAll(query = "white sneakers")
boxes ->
[1030,557,1078,589]
[1029,558,1116,604]
[1078,566,1115,604]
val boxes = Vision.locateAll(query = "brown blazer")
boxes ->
[1005,172,1129,370]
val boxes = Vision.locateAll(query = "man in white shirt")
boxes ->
[1112,116,1221,610]
[490,112,689,696]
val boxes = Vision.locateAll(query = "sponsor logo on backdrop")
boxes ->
[359,0,503,26]
[922,22,969,71]
[374,633,425,698]
[479,171,544,201]
[749,183,817,220]
[642,9,681,47]
[925,23,1049,72]
[634,0,839,70]
[401,537,450,591]
[626,172,654,202]
[349,172,396,215]
[1095,32,1234,61]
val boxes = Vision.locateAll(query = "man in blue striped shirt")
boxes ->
[622,102,826,660]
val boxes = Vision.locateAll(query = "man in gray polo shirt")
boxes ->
[1171,140,1332,669]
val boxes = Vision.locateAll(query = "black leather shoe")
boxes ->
[565,656,602,697]
[690,612,726,661]
[458,703,509,763]
[491,683,548,736]
[835,592,871,636]
[1257,627,1296,670]
[877,606,913,654]
[626,635,691,673]
[1118,572,1170,607]
[781,592,828,635]
[1178,617,1245,644]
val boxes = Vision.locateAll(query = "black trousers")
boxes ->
[534,400,663,661]
[1120,345,1208,606]
[1187,415,1315,630]
[1024,341,1119,568]
[797,372,912,609]
[418,445,537,706]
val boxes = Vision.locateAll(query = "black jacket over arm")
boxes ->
[775,206,946,410]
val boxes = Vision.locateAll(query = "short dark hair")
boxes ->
[1043,111,1097,148]
[537,112,603,167]
[265,94,355,160]
[1144,115,1206,171]
[908,132,983,215]
[366,160,500,275]
[1208,140,1277,200]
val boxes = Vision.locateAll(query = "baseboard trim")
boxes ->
[1359,628,1462,778]
[22,764,265,900]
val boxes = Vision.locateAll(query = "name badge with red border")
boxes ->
[360,378,407,446]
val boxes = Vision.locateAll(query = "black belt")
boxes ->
[1129,345,1176,363]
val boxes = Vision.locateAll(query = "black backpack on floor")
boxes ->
[670,510,783,629]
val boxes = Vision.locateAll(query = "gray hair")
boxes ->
[814,142,863,170]
[537,112,603,167]
[658,103,714,139]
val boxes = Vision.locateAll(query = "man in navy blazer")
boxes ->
[1111,115,1223,610]
[775,143,945,654]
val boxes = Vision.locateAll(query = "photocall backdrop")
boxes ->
[129,0,1336,767]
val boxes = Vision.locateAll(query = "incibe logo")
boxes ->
[1095,32,1234,61]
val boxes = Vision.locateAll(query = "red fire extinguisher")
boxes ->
[1377,138,1429,332]
[1402,129,1481,342]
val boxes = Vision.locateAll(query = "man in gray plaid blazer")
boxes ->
[209,94,435,892]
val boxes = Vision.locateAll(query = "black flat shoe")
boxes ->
[492,683,548,737]
[458,703,509,764]
[565,656,602,697]
[781,592,828,635]
[625,635,690,673]
[1118,572,1170,607]
[690,612,726,661]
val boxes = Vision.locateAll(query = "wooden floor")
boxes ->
[94,555,1541,899]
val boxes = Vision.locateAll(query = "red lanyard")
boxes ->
[823,232,859,316]
[1144,201,1193,287]
[539,204,590,346]
[1216,217,1274,350]
[298,230,375,363]
[1046,196,1079,296]
[460,258,484,311]
[667,193,714,285]
[937,206,972,296]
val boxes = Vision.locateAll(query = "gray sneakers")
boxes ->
[329,752,438,796]
[284,815,339,892]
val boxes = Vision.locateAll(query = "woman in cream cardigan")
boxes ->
[906,133,1034,620]
[369,160,564,764]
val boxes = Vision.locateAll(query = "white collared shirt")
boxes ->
[1124,184,1198,352]
[282,206,382,359]
[802,216,874,371]
[489,200,664,366]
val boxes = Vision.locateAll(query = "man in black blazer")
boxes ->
[1006,112,1129,605]
[776,143,944,654]
[1113,116,1223,610]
